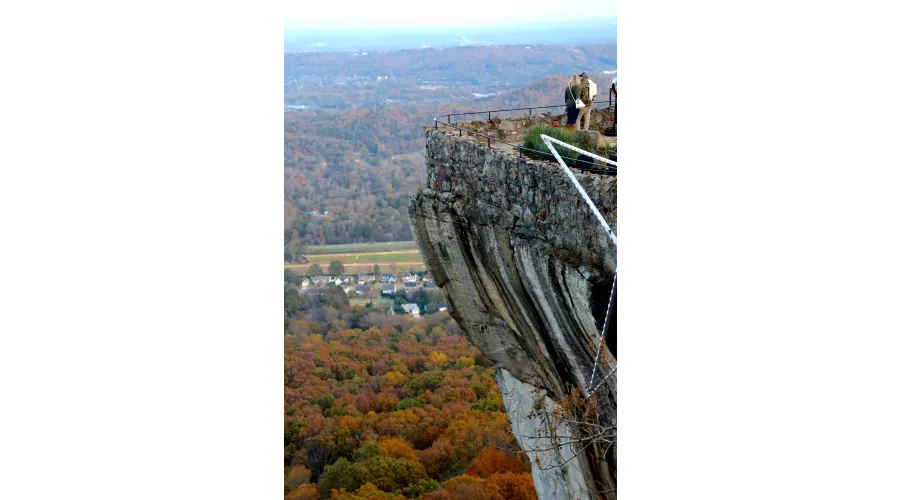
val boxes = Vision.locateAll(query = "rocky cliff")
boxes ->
[409,125,617,499]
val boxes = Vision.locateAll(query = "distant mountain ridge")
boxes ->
[285,44,616,85]
[285,18,616,53]
[474,72,617,111]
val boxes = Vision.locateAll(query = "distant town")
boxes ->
[284,270,446,318]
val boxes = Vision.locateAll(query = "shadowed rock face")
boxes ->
[409,129,617,499]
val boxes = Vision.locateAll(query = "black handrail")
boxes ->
[432,102,617,176]
[444,100,614,119]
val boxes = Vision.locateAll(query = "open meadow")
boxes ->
[303,250,421,265]
[302,241,418,255]
[285,248,426,275]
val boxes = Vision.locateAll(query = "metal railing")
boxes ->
[432,100,617,176]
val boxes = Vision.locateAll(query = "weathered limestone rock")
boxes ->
[409,128,617,499]
[498,119,517,131]
[574,129,600,148]
[497,368,592,499]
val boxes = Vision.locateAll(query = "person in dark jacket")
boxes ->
[564,74,581,131]
[606,77,617,136]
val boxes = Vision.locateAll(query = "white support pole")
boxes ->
[540,134,617,247]
[542,134,617,166]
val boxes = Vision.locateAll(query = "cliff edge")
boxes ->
[409,122,617,499]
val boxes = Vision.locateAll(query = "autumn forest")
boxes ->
[285,283,538,499]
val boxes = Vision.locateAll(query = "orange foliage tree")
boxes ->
[377,437,418,461]
[465,447,528,478]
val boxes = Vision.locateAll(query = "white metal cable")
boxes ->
[541,134,618,395]
[540,135,617,247]
[587,271,616,393]
[541,134,617,166]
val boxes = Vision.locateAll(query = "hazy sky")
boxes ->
[284,0,617,30]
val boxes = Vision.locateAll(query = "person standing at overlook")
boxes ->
[608,77,617,136]
[575,72,597,130]
[564,74,582,131]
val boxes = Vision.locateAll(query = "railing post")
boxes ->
[488,111,491,121]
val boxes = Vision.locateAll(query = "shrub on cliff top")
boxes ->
[521,123,573,154]
[520,123,595,169]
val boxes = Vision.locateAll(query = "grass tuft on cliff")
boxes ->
[521,123,574,153]
[520,124,598,169]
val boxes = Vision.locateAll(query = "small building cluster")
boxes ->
[287,271,445,316]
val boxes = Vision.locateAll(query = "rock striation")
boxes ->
[409,127,617,499]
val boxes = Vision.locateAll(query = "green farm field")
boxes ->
[349,298,394,309]
[304,251,421,265]
[303,241,418,255]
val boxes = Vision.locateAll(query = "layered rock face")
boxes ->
[409,128,617,499]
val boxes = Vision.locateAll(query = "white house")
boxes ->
[301,279,309,287]
[401,303,420,318]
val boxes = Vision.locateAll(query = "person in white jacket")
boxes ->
[575,72,598,130]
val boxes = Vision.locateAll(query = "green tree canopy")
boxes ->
[328,261,345,276]
[323,287,349,309]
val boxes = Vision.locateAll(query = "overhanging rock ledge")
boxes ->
[409,127,617,499]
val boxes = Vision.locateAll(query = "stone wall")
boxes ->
[441,107,615,144]
[420,128,617,272]
[409,127,617,499]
